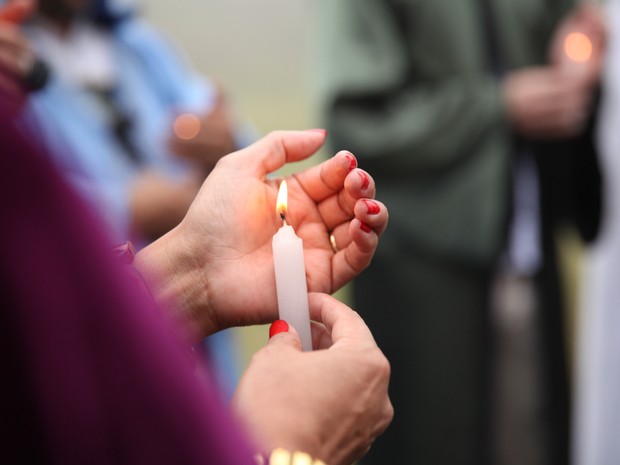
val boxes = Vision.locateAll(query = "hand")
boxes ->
[0,0,36,101]
[548,3,607,85]
[136,130,388,342]
[130,170,200,240]
[233,293,393,465]
[502,66,592,139]
[168,89,236,173]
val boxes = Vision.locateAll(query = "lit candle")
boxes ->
[562,31,593,76]
[272,180,312,351]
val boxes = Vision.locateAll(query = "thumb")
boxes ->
[267,320,303,351]
[235,130,327,177]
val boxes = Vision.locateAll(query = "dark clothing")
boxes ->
[318,0,601,464]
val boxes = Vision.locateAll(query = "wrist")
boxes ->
[134,224,215,344]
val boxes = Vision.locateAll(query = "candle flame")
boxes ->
[276,180,288,219]
[173,113,201,140]
[564,32,593,63]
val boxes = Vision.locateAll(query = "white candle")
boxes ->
[272,180,312,351]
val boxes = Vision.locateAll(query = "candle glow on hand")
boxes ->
[272,180,313,351]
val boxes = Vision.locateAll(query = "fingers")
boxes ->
[228,130,327,177]
[316,167,376,231]
[310,320,332,350]
[328,197,387,256]
[307,293,376,348]
[0,0,36,24]
[293,150,357,203]
[266,319,303,351]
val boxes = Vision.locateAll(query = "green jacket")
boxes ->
[317,0,575,267]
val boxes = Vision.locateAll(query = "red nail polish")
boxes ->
[363,199,380,215]
[269,320,289,338]
[360,221,372,233]
[344,152,357,171]
[358,171,370,190]
[305,128,327,136]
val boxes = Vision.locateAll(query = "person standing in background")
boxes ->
[316,1,604,464]
[0,0,253,396]
[0,0,252,244]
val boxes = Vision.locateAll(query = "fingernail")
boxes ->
[358,171,370,190]
[360,221,372,233]
[344,152,357,171]
[269,320,289,338]
[363,199,380,215]
[305,128,327,136]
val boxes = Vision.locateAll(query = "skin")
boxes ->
[136,130,393,463]
[234,293,394,465]
[2,4,393,457]
[502,3,606,140]
[135,129,389,341]
[168,86,238,175]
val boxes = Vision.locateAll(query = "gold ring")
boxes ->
[329,233,339,253]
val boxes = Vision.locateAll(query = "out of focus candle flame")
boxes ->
[564,32,593,63]
[173,113,201,140]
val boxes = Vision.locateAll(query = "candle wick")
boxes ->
[280,212,287,226]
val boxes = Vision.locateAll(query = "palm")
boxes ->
[189,172,333,329]
[180,131,384,332]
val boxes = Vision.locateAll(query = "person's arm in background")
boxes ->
[120,18,252,173]
[317,0,595,172]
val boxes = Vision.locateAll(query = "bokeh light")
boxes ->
[564,32,593,63]
[173,113,201,140]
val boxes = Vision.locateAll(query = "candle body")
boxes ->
[272,224,312,351]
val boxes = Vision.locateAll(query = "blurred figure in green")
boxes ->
[317,1,605,464]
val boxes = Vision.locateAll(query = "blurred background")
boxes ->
[145,0,316,136]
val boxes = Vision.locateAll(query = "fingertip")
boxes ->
[269,319,289,339]
[349,218,378,253]
[353,199,389,234]
[305,128,328,137]
[267,320,303,350]
[345,168,375,199]
[336,150,357,172]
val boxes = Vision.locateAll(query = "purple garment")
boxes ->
[0,114,256,465]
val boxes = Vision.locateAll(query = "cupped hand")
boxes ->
[137,130,388,341]
[233,293,393,465]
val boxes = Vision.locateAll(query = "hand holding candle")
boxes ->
[550,3,607,84]
[138,130,388,341]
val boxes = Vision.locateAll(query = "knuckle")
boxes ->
[362,349,391,381]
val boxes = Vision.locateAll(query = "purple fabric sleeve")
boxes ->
[0,116,257,465]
